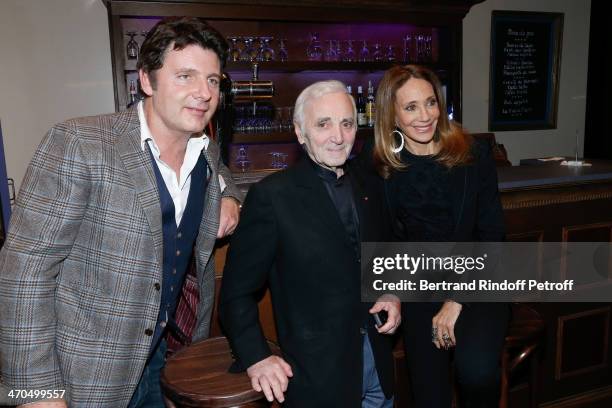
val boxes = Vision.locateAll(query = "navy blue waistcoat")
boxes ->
[147,145,208,352]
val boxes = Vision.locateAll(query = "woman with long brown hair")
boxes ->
[372,65,509,407]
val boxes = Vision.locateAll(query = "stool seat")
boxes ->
[500,304,545,408]
[161,336,278,407]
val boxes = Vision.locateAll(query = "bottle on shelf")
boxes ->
[356,85,367,127]
[366,80,376,127]
[128,80,138,108]
[347,84,353,98]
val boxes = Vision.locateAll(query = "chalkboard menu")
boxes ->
[489,11,563,131]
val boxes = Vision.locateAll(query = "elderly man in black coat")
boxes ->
[220,80,401,407]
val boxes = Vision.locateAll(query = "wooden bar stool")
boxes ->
[499,304,545,408]
[161,336,278,407]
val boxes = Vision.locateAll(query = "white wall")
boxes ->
[0,0,114,191]
[463,0,591,164]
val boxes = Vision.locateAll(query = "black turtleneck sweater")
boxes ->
[387,149,454,242]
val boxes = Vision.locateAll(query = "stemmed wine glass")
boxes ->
[240,37,254,62]
[126,31,139,60]
[325,40,338,61]
[425,35,433,62]
[385,45,396,62]
[359,40,370,62]
[278,38,289,62]
[403,34,412,63]
[227,37,241,62]
[372,43,383,61]
[260,37,276,61]
[416,34,425,62]
[306,33,323,61]
[343,40,355,62]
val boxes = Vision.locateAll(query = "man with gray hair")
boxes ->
[220,80,400,407]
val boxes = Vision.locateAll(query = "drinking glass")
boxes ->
[403,34,412,63]
[227,37,241,62]
[325,40,338,61]
[335,40,343,62]
[343,40,355,62]
[235,145,251,172]
[282,106,294,132]
[278,38,289,62]
[126,31,139,60]
[306,32,323,61]
[372,43,383,61]
[279,153,288,169]
[261,37,276,61]
[416,34,424,62]
[359,40,370,62]
[273,107,284,132]
[269,152,281,169]
[240,37,254,61]
[385,45,396,62]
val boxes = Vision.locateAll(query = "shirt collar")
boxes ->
[137,100,210,153]
[307,154,347,183]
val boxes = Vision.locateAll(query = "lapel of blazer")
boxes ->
[195,141,219,261]
[293,158,350,244]
[349,165,368,240]
[114,107,164,268]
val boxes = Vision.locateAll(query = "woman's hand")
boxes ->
[432,300,462,349]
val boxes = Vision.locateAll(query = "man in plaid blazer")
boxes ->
[0,17,241,407]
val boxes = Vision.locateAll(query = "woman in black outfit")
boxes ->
[371,65,510,408]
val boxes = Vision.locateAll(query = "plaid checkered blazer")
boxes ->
[0,107,241,406]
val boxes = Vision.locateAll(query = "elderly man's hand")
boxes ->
[217,197,240,238]
[247,355,293,403]
[369,294,401,334]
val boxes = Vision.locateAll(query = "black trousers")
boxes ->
[402,302,510,408]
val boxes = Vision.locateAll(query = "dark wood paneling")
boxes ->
[556,307,610,380]
[506,230,545,242]
[563,223,612,243]
[501,178,612,405]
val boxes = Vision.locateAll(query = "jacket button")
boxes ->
[154,283,161,291]
[177,232,182,239]
[145,329,153,336]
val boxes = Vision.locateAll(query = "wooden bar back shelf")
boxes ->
[161,336,278,407]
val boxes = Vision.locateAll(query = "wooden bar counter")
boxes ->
[497,160,612,407]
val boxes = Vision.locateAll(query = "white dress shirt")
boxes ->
[138,101,224,226]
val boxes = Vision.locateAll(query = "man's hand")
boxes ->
[246,355,293,403]
[369,294,401,334]
[217,197,240,238]
[18,401,67,408]
[432,300,462,349]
